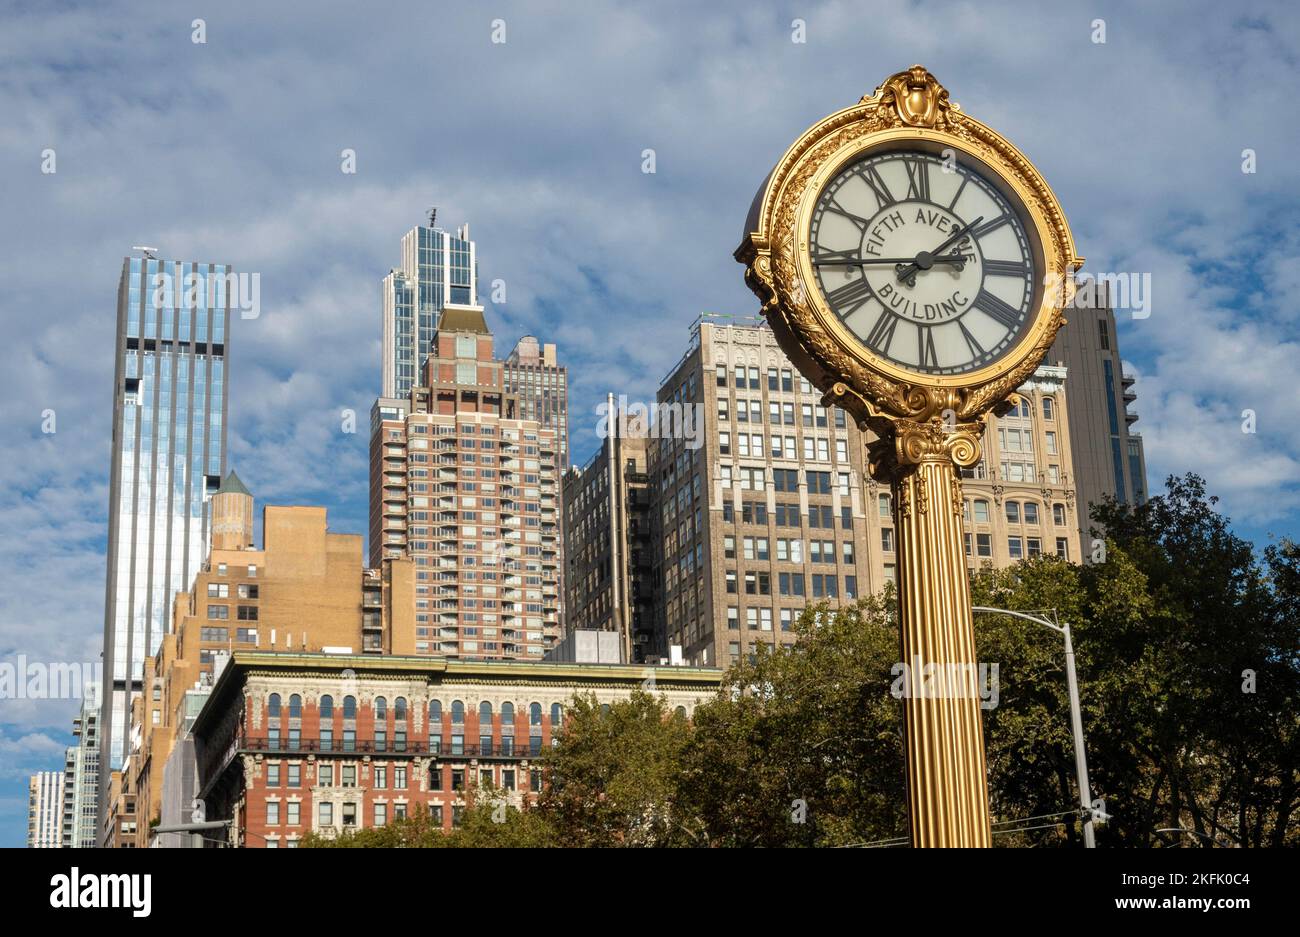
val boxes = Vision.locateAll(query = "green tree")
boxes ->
[682,590,907,847]
[536,691,700,847]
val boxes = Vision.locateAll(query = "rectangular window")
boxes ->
[1008,537,1024,559]
[319,802,333,827]
[374,803,387,827]
[266,801,280,825]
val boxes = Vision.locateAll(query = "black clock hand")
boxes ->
[814,254,973,266]
[895,215,983,286]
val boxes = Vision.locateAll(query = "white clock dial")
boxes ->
[809,149,1038,376]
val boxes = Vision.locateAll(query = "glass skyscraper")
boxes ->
[381,220,477,399]
[99,256,230,813]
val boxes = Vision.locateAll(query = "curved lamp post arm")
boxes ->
[971,605,1096,848]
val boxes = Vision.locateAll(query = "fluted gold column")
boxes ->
[876,418,992,848]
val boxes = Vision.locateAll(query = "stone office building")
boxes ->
[640,315,1082,669]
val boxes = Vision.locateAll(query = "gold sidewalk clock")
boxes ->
[736,66,1081,847]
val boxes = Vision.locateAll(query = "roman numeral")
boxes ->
[958,319,985,358]
[982,259,1028,278]
[825,199,872,233]
[972,289,1024,330]
[813,247,863,265]
[864,310,898,353]
[917,325,939,371]
[947,175,969,212]
[903,157,930,201]
[858,165,897,209]
[826,277,875,316]
[972,214,1011,238]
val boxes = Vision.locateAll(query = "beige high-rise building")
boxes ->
[27,771,64,848]
[563,408,653,662]
[634,315,1081,670]
[505,336,570,471]
[1048,293,1148,544]
[369,306,562,660]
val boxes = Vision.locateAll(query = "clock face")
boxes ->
[808,148,1040,377]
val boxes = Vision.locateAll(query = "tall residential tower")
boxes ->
[370,305,562,659]
[381,217,478,399]
[100,255,231,815]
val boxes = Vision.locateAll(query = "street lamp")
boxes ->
[972,606,1100,848]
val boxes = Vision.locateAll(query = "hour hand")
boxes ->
[895,216,983,285]
[894,248,974,286]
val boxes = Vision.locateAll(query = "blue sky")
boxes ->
[1,0,1297,846]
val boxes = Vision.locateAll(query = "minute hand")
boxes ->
[814,255,971,266]
[894,215,983,285]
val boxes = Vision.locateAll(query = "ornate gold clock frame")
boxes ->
[735,66,1081,847]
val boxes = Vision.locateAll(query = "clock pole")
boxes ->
[867,412,992,847]
[738,65,1080,848]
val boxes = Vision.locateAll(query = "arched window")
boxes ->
[1042,396,1055,421]
[288,694,302,718]
[479,701,492,725]
[1005,501,1021,524]
[394,697,408,721]
[550,703,562,726]
[973,499,990,523]
[675,706,687,719]
[451,700,465,724]
[1023,502,1039,525]
[429,699,442,722]
[319,695,333,718]
[374,696,387,719]
[529,702,542,726]
[600,703,611,718]
[267,693,281,718]
[500,702,515,733]
[343,695,357,719]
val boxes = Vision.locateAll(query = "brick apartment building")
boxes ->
[369,305,563,660]
[191,651,721,846]
[101,472,422,846]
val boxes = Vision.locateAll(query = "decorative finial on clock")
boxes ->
[869,65,957,129]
